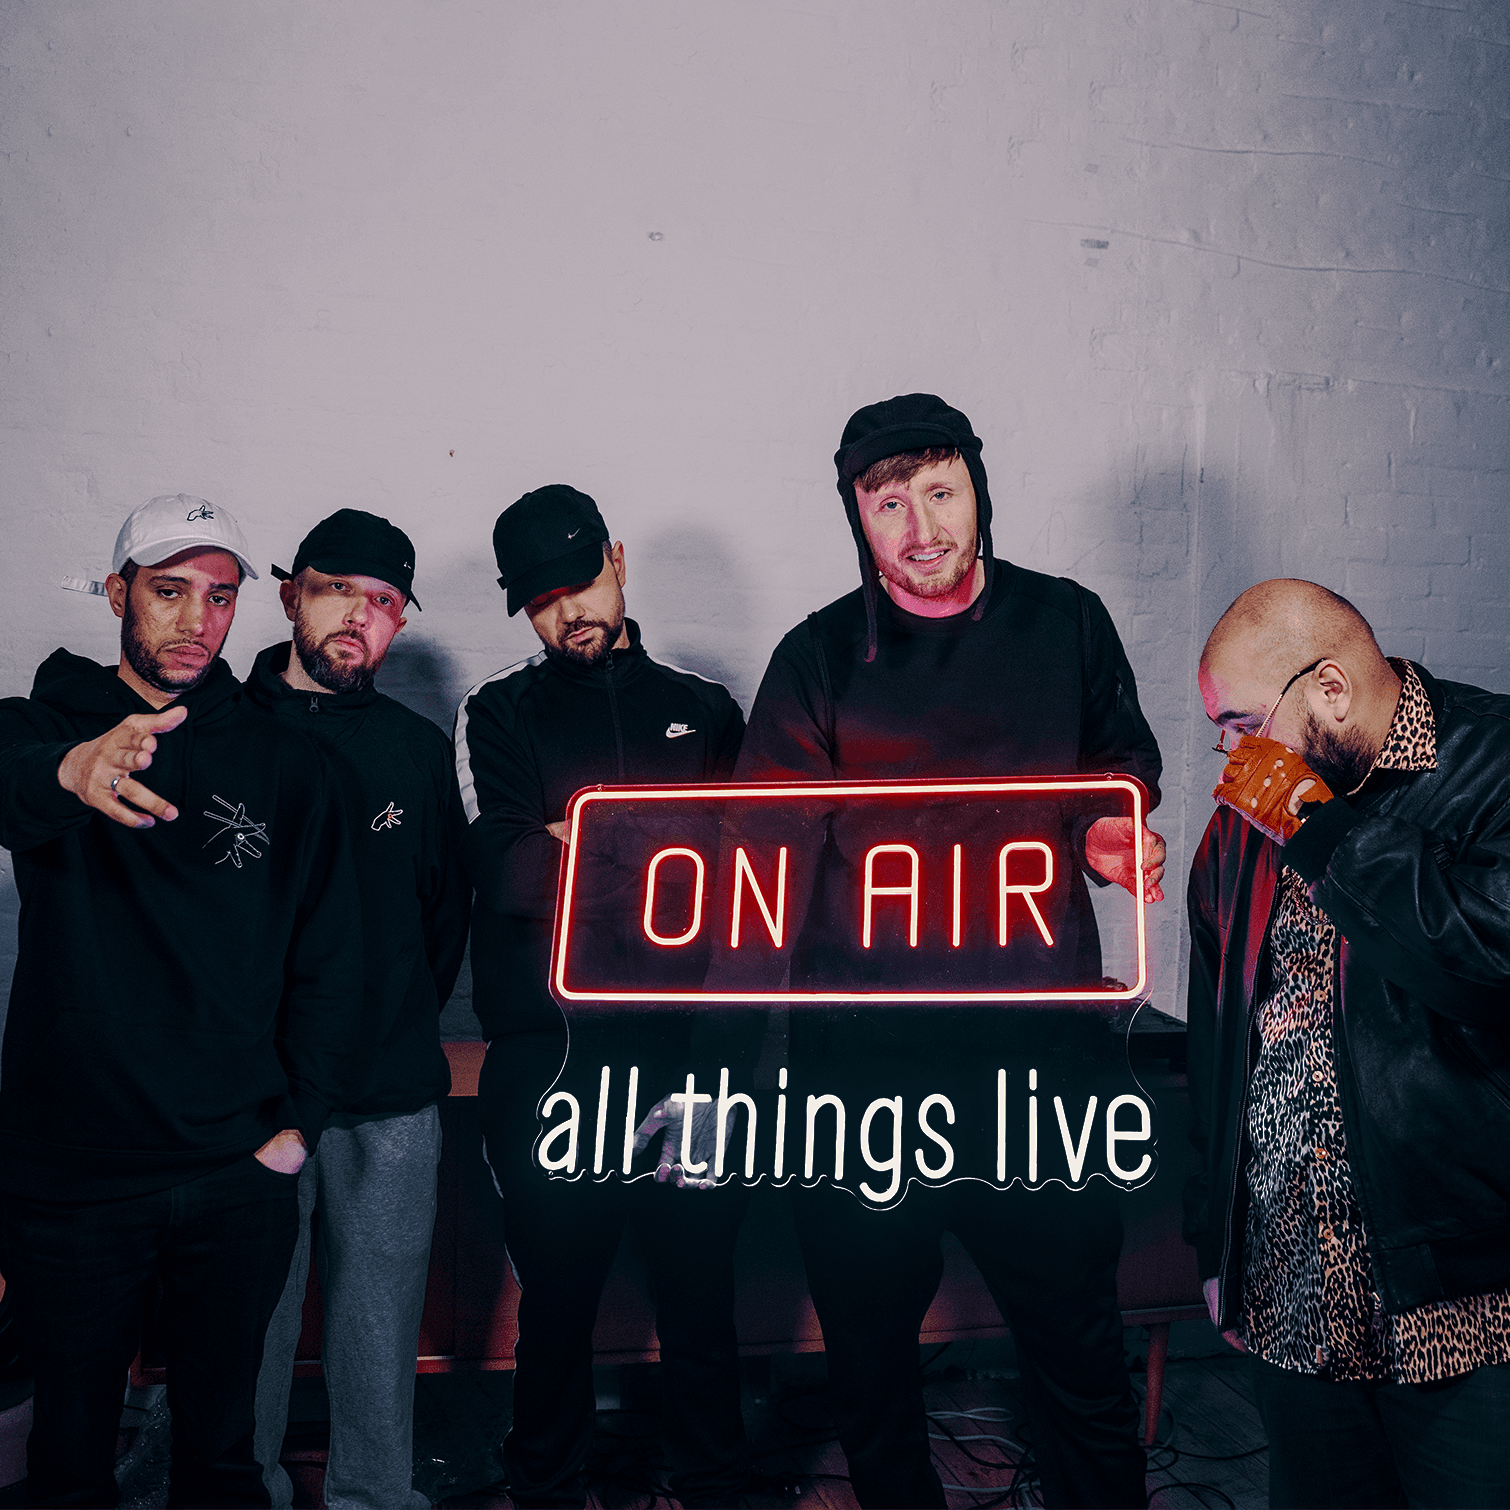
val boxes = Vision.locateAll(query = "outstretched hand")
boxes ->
[57,704,188,829]
[632,1093,729,1191]
[1085,817,1166,902]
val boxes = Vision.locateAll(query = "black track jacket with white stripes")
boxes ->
[454,620,744,1040]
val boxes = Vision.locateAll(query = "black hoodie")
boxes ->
[245,643,470,1118]
[0,651,364,1201]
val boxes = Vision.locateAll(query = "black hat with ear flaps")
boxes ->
[833,393,994,662]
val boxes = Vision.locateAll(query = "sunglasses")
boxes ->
[1212,658,1325,754]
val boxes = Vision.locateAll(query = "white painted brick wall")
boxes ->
[0,0,1505,1029]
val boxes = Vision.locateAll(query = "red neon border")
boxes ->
[550,776,1147,1004]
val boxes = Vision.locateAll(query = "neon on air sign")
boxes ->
[550,776,1148,1005]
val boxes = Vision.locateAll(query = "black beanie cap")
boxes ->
[832,394,996,658]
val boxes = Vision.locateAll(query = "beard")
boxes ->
[121,601,217,693]
[544,614,624,669]
[293,616,386,694]
[876,531,979,602]
[1300,707,1376,795]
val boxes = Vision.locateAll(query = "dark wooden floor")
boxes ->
[409,1338,1267,1509]
[15,1333,1267,1508]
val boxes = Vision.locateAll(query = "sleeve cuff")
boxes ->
[288,1088,332,1159]
[1072,815,1112,888]
[18,741,93,830]
[1283,797,1360,882]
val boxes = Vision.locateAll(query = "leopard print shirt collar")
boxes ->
[1370,659,1436,776]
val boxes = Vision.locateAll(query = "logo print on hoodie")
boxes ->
[372,801,403,831]
[186,502,215,522]
[203,795,268,868]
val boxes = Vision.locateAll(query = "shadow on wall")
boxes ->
[379,637,468,733]
[630,523,762,708]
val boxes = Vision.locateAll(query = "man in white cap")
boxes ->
[0,495,364,1508]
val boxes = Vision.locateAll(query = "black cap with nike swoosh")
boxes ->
[492,484,612,616]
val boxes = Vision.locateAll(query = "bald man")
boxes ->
[1183,579,1510,1509]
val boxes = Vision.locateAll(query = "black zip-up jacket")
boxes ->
[454,620,744,1040]
[245,643,471,1117]
[1184,663,1510,1323]
[0,651,364,1201]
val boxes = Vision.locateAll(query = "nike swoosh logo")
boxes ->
[665,724,695,739]
[567,528,581,539]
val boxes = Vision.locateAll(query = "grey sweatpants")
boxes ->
[253,1104,442,1510]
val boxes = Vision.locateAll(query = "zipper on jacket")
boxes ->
[1214,871,1283,1326]
[309,695,321,714]
[605,652,625,780]
[1215,1029,1258,1326]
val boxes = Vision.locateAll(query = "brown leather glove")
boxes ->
[1213,735,1335,845]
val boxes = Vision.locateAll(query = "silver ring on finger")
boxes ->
[110,776,122,794]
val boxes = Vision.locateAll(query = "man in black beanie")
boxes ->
[730,394,1165,1508]
[453,485,755,1508]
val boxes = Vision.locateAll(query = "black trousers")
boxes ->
[478,1039,752,1509]
[1249,1354,1510,1509]
[791,1179,1147,1510]
[0,1155,300,1509]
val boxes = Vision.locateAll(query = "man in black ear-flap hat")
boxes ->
[725,394,1167,1508]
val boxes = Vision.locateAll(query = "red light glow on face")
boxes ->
[550,777,1148,1004]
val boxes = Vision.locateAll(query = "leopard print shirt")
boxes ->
[1239,662,1510,1383]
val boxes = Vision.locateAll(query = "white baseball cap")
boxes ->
[61,494,259,595]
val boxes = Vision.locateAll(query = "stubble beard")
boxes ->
[121,599,217,694]
[1301,707,1376,795]
[877,531,979,603]
[293,614,384,694]
[544,614,624,669]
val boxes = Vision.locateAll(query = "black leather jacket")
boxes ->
[1183,663,1510,1327]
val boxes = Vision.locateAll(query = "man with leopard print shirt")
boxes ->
[1185,578,1510,1508]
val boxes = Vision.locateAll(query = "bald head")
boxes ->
[1200,579,1403,794]
[1202,580,1384,693]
